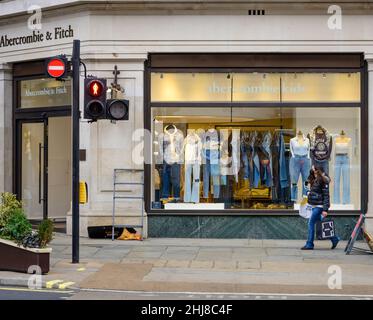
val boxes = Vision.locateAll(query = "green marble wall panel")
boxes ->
[148,215,358,240]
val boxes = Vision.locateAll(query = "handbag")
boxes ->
[316,218,336,240]
[299,197,312,219]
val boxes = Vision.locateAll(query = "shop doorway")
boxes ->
[16,116,71,223]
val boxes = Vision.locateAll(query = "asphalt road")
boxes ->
[1,286,373,300]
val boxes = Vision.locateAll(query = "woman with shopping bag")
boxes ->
[301,166,340,250]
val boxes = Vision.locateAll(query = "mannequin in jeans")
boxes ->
[289,130,311,201]
[333,130,351,205]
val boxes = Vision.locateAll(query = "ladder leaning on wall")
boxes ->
[111,168,144,241]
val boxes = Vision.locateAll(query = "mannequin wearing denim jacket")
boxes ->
[289,133,311,201]
[183,131,202,203]
[158,125,184,200]
[202,128,220,199]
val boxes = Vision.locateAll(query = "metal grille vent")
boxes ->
[248,9,265,15]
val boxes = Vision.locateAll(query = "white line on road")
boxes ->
[79,288,373,299]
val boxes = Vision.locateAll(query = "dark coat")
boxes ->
[307,174,331,212]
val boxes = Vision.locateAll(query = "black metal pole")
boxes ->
[72,40,80,263]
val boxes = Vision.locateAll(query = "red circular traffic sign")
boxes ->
[47,58,66,78]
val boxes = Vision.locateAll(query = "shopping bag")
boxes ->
[299,197,312,219]
[316,218,336,240]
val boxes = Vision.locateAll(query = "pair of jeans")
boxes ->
[203,155,220,199]
[290,155,311,201]
[261,160,273,187]
[305,206,339,248]
[252,152,260,188]
[184,163,200,203]
[241,143,250,180]
[334,154,351,204]
[261,132,273,187]
[279,133,289,189]
[161,163,180,199]
[312,158,329,175]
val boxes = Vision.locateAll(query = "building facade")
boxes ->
[0,0,372,238]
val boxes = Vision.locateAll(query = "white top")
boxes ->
[290,135,310,158]
[183,132,202,164]
[335,140,351,155]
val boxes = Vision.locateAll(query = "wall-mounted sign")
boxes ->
[0,25,74,48]
[151,72,361,103]
[20,78,71,109]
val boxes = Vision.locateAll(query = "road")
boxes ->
[0,286,373,300]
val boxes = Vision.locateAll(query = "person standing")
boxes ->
[301,166,340,250]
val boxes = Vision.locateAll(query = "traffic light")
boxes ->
[84,77,107,120]
[106,99,129,120]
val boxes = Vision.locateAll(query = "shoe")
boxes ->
[301,246,314,250]
[331,237,340,250]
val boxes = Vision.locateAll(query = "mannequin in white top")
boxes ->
[290,131,310,158]
[289,130,312,201]
[333,130,351,204]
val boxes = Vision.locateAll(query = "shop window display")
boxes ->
[149,72,362,212]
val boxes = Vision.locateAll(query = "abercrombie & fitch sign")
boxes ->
[0,25,74,48]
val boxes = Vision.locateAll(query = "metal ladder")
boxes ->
[112,168,144,241]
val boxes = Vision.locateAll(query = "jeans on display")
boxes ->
[241,145,250,180]
[334,154,351,204]
[305,207,339,248]
[184,163,200,203]
[203,149,220,198]
[289,155,311,201]
[261,161,272,187]
[279,133,289,189]
[252,153,261,188]
[261,132,273,187]
[161,162,181,199]
[312,158,329,175]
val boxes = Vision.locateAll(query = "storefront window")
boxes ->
[149,72,362,212]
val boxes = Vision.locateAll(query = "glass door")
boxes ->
[20,120,48,220]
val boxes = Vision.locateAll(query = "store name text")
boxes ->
[0,25,74,48]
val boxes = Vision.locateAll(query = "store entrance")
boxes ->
[16,116,71,222]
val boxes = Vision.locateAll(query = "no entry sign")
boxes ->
[46,56,67,78]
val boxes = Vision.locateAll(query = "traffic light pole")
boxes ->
[71,40,80,263]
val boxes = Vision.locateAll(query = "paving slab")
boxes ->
[126,251,164,259]
[237,261,261,270]
[213,261,238,270]
[190,260,214,269]
[166,260,191,268]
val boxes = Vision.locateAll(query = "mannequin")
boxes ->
[307,125,333,174]
[334,130,351,204]
[183,129,202,203]
[289,130,311,201]
[202,127,220,199]
[158,124,184,201]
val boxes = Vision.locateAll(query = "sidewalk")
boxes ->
[1,233,373,295]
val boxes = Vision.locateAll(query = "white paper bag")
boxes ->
[299,203,312,219]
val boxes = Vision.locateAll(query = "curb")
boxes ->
[0,276,79,290]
